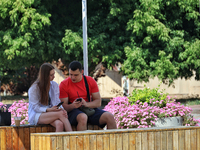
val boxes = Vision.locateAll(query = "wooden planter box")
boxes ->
[31,126,200,150]
[0,124,102,150]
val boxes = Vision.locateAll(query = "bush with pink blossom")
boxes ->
[0,102,8,111]
[8,100,29,125]
[104,96,200,129]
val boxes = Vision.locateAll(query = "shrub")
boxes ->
[104,97,158,128]
[0,102,8,111]
[128,85,170,107]
[104,96,200,129]
[8,100,29,125]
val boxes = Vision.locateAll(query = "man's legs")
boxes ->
[69,108,117,130]
[88,108,117,129]
[76,113,88,131]
[68,108,88,131]
[99,112,117,129]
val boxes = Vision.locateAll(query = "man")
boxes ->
[59,61,117,131]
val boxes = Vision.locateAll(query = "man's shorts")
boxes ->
[68,108,106,128]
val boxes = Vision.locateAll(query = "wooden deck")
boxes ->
[31,126,200,150]
[0,124,102,150]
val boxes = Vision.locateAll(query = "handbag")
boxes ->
[0,105,11,126]
[79,75,95,116]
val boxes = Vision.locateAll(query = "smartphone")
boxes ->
[57,102,64,107]
[76,98,82,102]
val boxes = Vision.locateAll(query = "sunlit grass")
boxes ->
[177,99,200,106]
[185,100,200,106]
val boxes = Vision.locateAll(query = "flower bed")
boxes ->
[0,100,29,125]
[1,95,200,128]
[104,96,200,129]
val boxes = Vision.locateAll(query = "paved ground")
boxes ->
[188,105,200,126]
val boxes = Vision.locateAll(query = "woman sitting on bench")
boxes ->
[28,63,72,132]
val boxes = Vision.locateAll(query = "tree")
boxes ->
[122,0,200,85]
[0,0,200,88]
[63,0,200,85]
[0,0,53,68]
[0,0,50,84]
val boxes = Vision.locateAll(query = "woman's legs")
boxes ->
[38,110,72,132]
[50,120,64,132]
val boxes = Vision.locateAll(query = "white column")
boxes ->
[82,0,88,76]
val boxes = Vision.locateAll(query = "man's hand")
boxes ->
[72,98,83,108]
[81,98,88,107]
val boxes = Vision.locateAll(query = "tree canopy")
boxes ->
[122,0,200,85]
[0,0,200,86]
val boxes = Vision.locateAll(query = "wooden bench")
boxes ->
[31,126,200,150]
[0,124,102,150]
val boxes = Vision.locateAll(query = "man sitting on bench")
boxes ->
[59,60,117,131]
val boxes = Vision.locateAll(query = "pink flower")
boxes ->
[104,96,200,129]
[8,100,29,125]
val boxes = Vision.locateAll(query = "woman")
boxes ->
[28,63,72,132]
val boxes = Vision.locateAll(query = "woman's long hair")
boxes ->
[36,63,54,105]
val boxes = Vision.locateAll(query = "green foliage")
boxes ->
[184,99,200,106]
[128,84,169,107]
[0,0,52,67]
[122,0,200,85]
[0,0,200,88]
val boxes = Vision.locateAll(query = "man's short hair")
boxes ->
[69,61,82,71]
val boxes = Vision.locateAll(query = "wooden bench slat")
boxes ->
[110,133,116,150]
[12,128,18,150]
[19,127,24,150]
[161,131,167,150]
[83,135,90,150]
[63,136,70,150]
[6,128,12,150]
[173,130,178,150]
[155,132,161,150]
[122,133,129,150]
[31,134,35,150]
[197,129,200,150]
[1,128,6,150]
[167,131,173,150]
[136,132,141,150]
[116,133,122,150]
[24,127,30,150]
[103,134,110,150]
[69,135,76,150]
[77,135,84,150]
[97,134,103,150]
[178,130,185,150]
[185,130,190,150]
[141,132,147,150]
[147,132,154,150]
[90,135,97,150]
[191,129,197,150]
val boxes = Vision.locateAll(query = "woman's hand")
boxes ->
[46,106,61,112]
[62,109,68,118]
